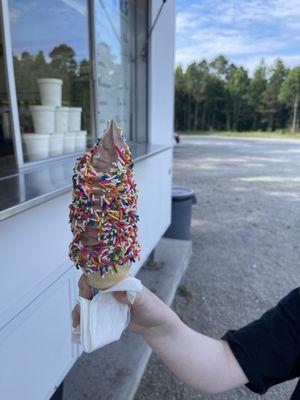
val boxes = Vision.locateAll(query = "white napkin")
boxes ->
[72,276,143,353]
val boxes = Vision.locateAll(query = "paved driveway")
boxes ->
[135,136,300,400]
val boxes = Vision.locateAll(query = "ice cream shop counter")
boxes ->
[0,141,173,400]
[0,143,171,221]
[0,0,176,398]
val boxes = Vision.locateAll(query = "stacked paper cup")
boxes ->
[23,78,87,161]
[23,133,50,161]
[23,79,62,161]
[37,78,62,106]
[24,103,55,161]
[65,107,86,153]
[52,106,68,156]
[63,107,81,153]
[76,131,87,151]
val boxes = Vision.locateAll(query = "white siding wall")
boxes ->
[149,0,176,146]
[0,150,172,400]
[0,0,175,398]
[131,149,172,274]
[0,268,78,400]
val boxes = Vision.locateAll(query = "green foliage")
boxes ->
[279,67,300,133]
[175,56,300,133]
[13,45,90,133]
[247,60,267,130]
[261,59,289,131]
[180,130,300,140]
[227,67,250,131]
[279,67,300,106]
[177,284,193,300]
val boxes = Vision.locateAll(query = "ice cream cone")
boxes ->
[69,119,140,283]
[87,262,131,290]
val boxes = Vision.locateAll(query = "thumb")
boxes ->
[113,291,130,305]
[78,274,93,300]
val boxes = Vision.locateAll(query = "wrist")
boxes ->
[143,308,182,342]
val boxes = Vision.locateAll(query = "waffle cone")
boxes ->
[87,262,131,290]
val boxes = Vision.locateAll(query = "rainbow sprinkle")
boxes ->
[69,137,141,276]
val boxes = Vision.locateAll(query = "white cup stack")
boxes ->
[68,107,82,131]
[50,133,65,157]
[24,77,87,161]
[64,132,77,153]
[29,105,55,134]
[76,131,88,151]
[37,78,62,107]
[55,106,69,133]
[65,107,84,154]
[23,133,50,161]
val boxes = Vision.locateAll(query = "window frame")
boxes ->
[1,0,23,169]
[90,0,148,144]
[133,0,149,144]
[1,0,97,170]
[0,0,148,172]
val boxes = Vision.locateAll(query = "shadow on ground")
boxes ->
[135,136,300,400]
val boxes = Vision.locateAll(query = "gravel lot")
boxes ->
[135,136,300,400]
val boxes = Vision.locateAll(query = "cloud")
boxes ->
[61,0,87,16]
[176,0,300,74]
[190,30,284,57]
[9,7,22,23]
[176,11,199,33]
[191,0,300,25]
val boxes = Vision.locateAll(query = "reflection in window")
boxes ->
[8,0,92,163]
[94,0,135,139]
[0,19,16,175]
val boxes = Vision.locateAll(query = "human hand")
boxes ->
[72,274,177,337]
[72,274,93,328]
[114,287,177,336]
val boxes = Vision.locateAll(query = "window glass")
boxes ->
[8,0,92,163]
[0,18,16,175]
[94,0,147,141]
[134,0,148,143]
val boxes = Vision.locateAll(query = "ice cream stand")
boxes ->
[0,0,175,399]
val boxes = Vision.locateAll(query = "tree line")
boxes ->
[175,55,300,133]
[13,44,90,133]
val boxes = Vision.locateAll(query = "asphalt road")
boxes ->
[135,136,300,400]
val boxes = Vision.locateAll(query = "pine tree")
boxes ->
[261,59,288,131]
[247,59,267,130]
[279,67,300,133]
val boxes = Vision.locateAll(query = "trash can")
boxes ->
[50,382,64,400]
[164,187,196,240]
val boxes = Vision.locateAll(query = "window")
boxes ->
[0,11,16,176]
[93,0,148,142]
[7,0,93,163]
[1,0,148,171]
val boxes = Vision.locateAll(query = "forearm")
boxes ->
[142,310,248,394]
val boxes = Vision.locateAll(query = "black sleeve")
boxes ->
[222,288,300,394]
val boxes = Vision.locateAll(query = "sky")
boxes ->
[9,0,130,63]
[176,0,300,75]
[9,0,90,61]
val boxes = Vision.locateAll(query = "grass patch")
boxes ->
[177,284,193,300]
[179,130,300,140]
